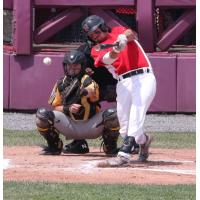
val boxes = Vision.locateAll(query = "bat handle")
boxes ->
[114,42,119,47]
[94,42,119,51]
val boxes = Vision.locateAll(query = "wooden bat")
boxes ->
[94,42,119,51]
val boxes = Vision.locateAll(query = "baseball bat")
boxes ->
[94,42,119,51]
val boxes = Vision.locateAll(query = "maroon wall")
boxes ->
[148,54,177,112]
[13,0,32,55]
[3,52,196,112]
[9,53,64,109]
[177,55,196,112]
[3,53,10,109]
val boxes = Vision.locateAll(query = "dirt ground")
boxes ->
[3,146,196,185]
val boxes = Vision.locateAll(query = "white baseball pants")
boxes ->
[116,70,156,144]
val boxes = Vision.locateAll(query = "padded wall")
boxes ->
[3,53,10,109]
[148,55,177,112]
[9,54,64,109]
[177,55,196,112]
[4,53,196,112]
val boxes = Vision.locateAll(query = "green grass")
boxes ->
[3,129,196,149]
[3,131,196,199]
[149,132,196,149]
[3,181,195,200]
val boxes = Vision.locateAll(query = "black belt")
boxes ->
[119,68,150,80]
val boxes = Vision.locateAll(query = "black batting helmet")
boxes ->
[81,15,108,35]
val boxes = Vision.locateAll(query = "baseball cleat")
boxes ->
[97,155,130,168]
[40,146,62,155]
[138,134,153,162]
[63,140,89,154]
[131,144,139,154]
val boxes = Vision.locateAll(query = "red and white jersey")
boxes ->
[91,26,151,78]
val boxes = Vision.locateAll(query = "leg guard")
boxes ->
[102,108,120,156]
[36,108,63,155]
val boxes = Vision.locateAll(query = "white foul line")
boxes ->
[3,159,10,170]
[155,159,195,163]
[133,168,196,175]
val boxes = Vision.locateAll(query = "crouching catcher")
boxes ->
[36,50,120,156]
[36,107,120,156]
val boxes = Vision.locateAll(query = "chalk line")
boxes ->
[133,168,195,175]
[3,159,10,170]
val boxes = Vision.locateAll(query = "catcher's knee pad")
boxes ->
[102,108,120,131]
[119,136,137,154]
[36,108,55,133]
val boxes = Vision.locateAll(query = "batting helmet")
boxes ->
[81,15,108,35]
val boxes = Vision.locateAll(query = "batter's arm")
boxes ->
[102,29,138,62]
[123,29,138,41]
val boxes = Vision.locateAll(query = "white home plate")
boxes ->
[64,161,99,174]
[3,159,10,169]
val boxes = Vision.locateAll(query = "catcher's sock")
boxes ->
[63,139,89,154]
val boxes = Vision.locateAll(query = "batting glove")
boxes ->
[113,34,127,53]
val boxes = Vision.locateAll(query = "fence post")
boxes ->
[13,0,32,55]
[136,0,155,52]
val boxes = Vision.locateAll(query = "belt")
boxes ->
[118,67,151,81]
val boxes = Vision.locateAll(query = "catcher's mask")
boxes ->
[81,15,110,41]
[63,50,86,77]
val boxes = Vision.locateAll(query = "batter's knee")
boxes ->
[36,108,55,133]
[102,108,120,131]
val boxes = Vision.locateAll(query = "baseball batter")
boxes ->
[81,15,157,166]
[36,50,120,156]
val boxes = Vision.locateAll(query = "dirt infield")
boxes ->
[4,146,195,185]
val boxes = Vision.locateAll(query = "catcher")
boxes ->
[36,49,120,156]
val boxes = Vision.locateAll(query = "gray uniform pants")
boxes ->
[53,111,105,140]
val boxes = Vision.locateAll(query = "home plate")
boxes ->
[3,159,11,169]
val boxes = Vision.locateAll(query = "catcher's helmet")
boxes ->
[81,15,108,35]
[63,50,86,66]
[63,50,86,76]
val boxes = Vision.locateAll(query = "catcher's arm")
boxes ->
[48,83,62,107]
[48,79,77,114]
[49,85,65,113]
[81,75,100,103]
